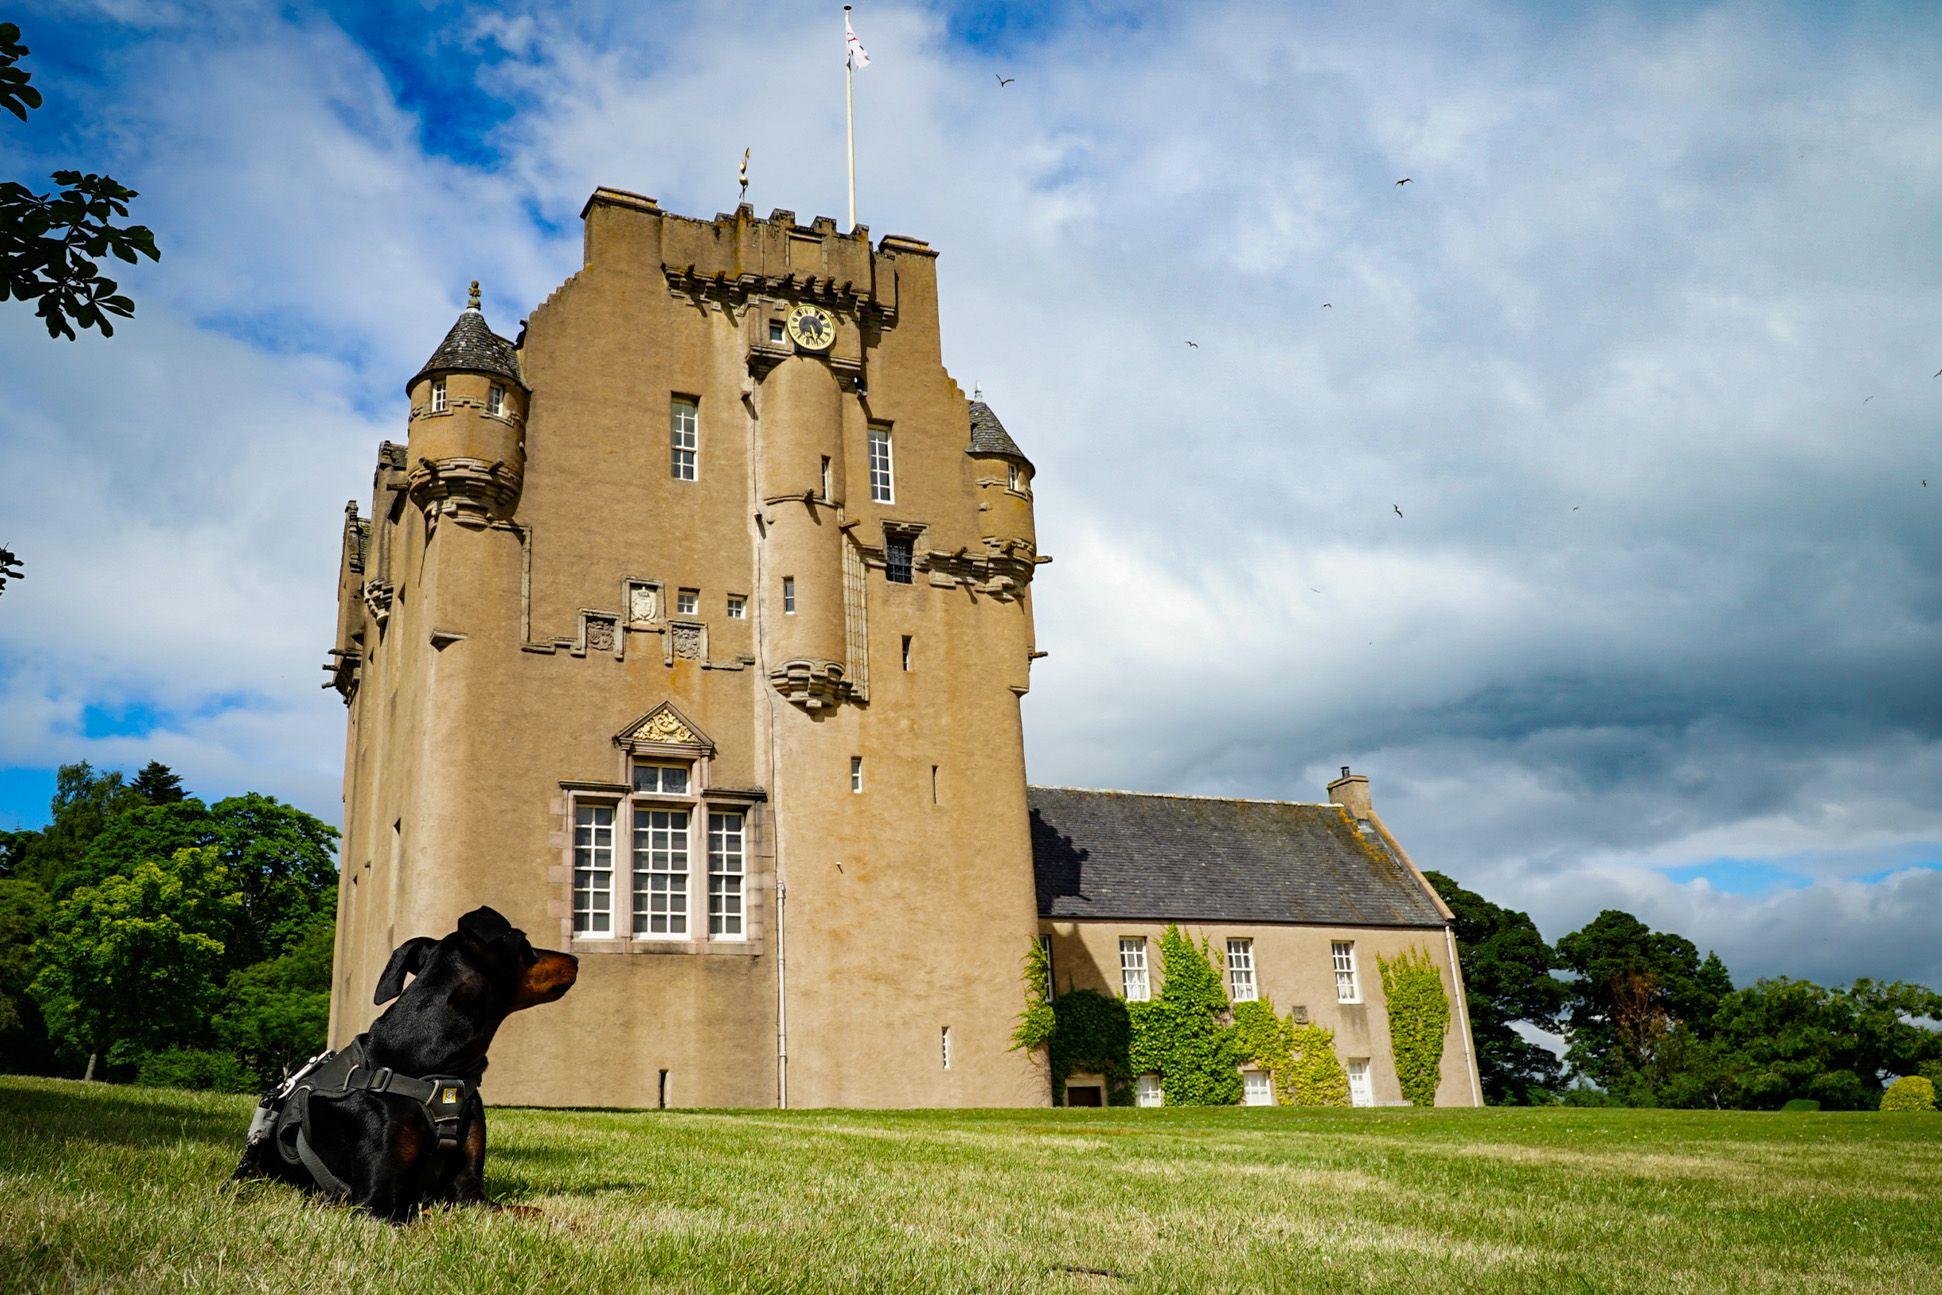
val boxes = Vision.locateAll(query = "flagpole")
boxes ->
[844,5,857,230]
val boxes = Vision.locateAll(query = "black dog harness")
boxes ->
[246,1034,476,1198]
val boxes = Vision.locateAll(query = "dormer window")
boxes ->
[430,377,447,413]
[488,383,505,417]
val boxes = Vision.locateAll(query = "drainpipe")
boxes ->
[747,372,789,1110]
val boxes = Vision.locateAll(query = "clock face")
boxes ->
[785,305,836,351]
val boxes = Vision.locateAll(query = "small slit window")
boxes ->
[782,576,796,614]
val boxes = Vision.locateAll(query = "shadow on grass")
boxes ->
[0,1080,244,1153]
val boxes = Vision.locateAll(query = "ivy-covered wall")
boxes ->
[1018,927,1360,1107]
[1378,946,1450,1106]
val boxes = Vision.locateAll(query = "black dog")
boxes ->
[232,906,577,1220]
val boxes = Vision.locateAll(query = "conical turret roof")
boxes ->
[966,399,1030,465]
[409,284,524,392]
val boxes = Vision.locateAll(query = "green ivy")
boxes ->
[1231,999,1350,1106]
[1011,939,1055,1053]
[1128,926,1243,1107]
[1379,946,1450,1106]
[1046,989,1133,1105]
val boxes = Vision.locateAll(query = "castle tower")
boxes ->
[327,192,1050,1108]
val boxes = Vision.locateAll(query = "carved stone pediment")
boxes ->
[614,701,714,754]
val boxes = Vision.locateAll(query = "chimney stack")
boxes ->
[1327,766,1371,820]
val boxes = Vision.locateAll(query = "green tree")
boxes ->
[1424,870,1568,1104]
[72,792,336,967]
[30,846,241,1079]
[1555,909,1732,1102]
[129,761,186,805]
[1878,1075,1935,1113]
[1128,926,1244,1106]
[13,762,142,894]
[1,23,160,340]
[0,878,53,1072]
[215,915,332,1085]
[0,543,20,596]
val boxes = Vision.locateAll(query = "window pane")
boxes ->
[633,808,690,936]
[886,535,913,584]
[709,811,745,937]
[572,804,615,935]
[1333,941,1359,1002]
[868,426,893,503]
[670,399,698,481]
[1120,937,1149,1001]
[1136,1074,1164,1107]
[632,763,691,795]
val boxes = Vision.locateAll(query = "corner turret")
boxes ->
[966,399,1038,589]
[404,281,528,521]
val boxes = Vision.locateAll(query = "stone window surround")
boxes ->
[552,753,767,958]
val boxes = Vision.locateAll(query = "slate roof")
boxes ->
[967,400,1030,464]
[1029,787,1447,928]
[410,307,524,391]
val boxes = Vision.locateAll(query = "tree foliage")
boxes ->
[1045,989,1133,1105]
[4,761,340,1085]
[0,22,159,340]
[1378,947,1450,1106]
[1555,909,1732,1103]
[1010,939,1055,1052]
[1424,869,1567,1103]
[31,847,242,1076]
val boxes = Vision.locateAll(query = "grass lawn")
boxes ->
[1,1077,1936,1293]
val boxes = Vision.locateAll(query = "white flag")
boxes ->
[846,14,870,69]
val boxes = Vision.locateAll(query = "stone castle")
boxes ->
[326,188,1481,1109]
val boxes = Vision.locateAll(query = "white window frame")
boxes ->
[1243,1070,1274,1107]
[1136,1074,1164,1107]
[571,801,616,937]
[1347,1058,1374,1108]
[726,594,746,619]
[850,756,863,794]
[941,1026,952,1070]
[1332,940,1361,1003]
[867,425,894,503]
[488,383,505,417]
[1007,463,1020,491]
[1119,937,1150,1002]
[670,397,699,481]
[676,588,699,617]
[1227,938,1257,1003]
[708,810,746,939]
[430,377,447,414]
[782,576,796,615]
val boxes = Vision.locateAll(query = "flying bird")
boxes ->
[1395,177,1413,186]
[1185,340,1198,348]
[1572,506,1580,511]
[1864,395,1875,403]
[1393,504,1403,518]
[1933,369,1941,378]
[1321,302,1332,308]
[996,74,1014,87]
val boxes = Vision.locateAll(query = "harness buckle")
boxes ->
[369,1066,394,1093]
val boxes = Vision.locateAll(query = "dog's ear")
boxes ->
[457,906,513,944]
[373,936,438,1005]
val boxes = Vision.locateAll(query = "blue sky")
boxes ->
[2,0,1939,990]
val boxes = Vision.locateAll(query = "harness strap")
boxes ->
[261,1035,478,1197]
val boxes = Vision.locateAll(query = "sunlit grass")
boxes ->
[1,1077,1936,1293]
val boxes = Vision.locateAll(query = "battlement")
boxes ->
[577,187,937,326]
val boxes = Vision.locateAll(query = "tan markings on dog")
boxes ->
[512,950,579,1010]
